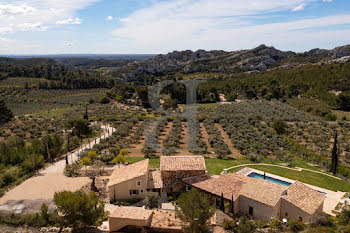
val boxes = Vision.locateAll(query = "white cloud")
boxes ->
[111,0,350,53]
[0,26,13,34]
[0,0,99,34]
[292,4,306,11]
[0,4,36,16]
[106,16,113,20]
[19,23,47,31]
[323,0,333,2]
[56,17,82,25]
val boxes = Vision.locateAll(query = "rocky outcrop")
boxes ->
[112,44,350,79]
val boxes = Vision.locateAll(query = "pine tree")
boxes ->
[331,132,339,175]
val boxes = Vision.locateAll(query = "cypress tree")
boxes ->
[331,132,339,175]
[220,192,225,211]
[230,194,234,214]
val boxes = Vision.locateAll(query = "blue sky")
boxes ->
[0,0,349,54]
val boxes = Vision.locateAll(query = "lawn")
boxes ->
[125,156,350,192]
[229,165,350,192]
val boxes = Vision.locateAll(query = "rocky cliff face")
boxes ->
[111,44,350,79]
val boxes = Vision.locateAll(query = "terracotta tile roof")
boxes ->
[239,179,287,206]
[212,210,233,226]
[213,226,231,233]
[183,173,252,201]
[110,206,153,220]
[107,159,149,187]
[282,181,325,215]
[148,170,163,189]
[150,209,182,229]
[160,156,206,171]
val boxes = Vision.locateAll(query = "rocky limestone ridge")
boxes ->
[111,44,350,79]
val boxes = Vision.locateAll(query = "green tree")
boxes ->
[80,156,91,175]
[331,132,339,175]
[66,118,92,137]
[145,192,160,209]
[53,190,106,231]
[337,206,350,225]
[100,153,114,165]
[220,192,225,212]
[112,152,126,167]
[176,189,215,233]
[272,119,287,135]
[337,93,350,110]
[86,150,98,161]
[0,100,13,126]
[40,203,49,224]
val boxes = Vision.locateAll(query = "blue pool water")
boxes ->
[247,172,292,187]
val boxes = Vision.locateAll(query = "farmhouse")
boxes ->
[237,179,287,221]
[107,159,149,201]
[107,156,325,227]
[160,156,206,195]
[281,181,325,222]
[184,172,325,223]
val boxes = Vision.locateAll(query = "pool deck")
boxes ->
[236,167,345,216]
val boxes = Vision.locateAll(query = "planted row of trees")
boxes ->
[203,119,231,157]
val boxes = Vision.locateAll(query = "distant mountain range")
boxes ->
[109,44,350,79]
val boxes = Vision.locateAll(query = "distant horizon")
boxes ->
[0,43,349,58]
[0,0,349,54]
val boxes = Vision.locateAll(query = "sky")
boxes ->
[0,0,349,54]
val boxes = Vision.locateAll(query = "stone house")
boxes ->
[237,179,287,221]
[280,181,325,223]
[160,156,207,196]
[184,173,325,223]
[107,159,149,201]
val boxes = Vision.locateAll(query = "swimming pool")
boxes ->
[247,172,292,187]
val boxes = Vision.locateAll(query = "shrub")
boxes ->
[99,96,110,104]
[273,119,287,135]
[325,112,337,121]
[289,220,305,233]
[145,192,160,209]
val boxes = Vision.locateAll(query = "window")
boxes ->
[299,217,303,222]
[249,206,253,216]
[130,190,139,195]
[285,212,288,217]
[140,189,144,193]
[136,180,141,187]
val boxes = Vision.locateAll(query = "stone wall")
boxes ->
[161,170,205,194]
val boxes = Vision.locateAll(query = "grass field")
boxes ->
[125,157,350,192]
[229,165,350,192]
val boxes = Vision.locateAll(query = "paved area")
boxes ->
[0,124,115,204]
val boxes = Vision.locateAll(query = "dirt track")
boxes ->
[0,125,114,204]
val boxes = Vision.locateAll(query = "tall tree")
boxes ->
[176,189,215,233]
[54,190,106,232]
[331,132,339,175]
[220,192,225,212]
[0,100,13,126]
